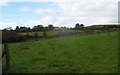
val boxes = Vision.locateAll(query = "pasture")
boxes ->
[19,30,83,37]
[9,31,118,73]
[19,31,58,37]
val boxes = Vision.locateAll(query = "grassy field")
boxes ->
[19,31,58,37]
[9,31,118,73]
[19,30,83,37]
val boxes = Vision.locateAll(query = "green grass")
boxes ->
[19,31,58,37]
[9,31,118,73]
[0,44,2,71]
[19,30,83,37]
[19,31,42,36]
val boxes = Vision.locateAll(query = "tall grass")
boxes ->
[9,31,118,73]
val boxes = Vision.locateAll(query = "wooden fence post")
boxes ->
[2,43,10,73]
[5,44,10,73]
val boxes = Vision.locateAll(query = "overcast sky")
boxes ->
[0,0,119,29]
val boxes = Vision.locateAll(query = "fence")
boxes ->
[2,43,10,74]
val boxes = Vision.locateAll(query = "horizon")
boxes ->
[1,23,119,30]
[0,0,118,29]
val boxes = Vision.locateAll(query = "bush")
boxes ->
[42,30,47,38]
[2,30,24,43]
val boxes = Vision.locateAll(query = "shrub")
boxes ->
[42,30,47,38]
[2,30,24,43]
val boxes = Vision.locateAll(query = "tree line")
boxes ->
[15,24,54,32]
[2,23,85,32]
[2,23,120,43]
[2,23,84,43]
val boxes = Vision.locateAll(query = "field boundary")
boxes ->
[2,44,10,74]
